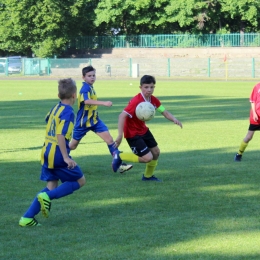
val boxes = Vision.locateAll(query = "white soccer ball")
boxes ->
[135,102,155,121]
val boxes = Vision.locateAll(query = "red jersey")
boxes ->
[249,83,260,125]
[123,93,161,138]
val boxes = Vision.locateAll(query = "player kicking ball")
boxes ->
[112,75,182,181]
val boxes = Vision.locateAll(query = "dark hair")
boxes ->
[58,78,77,99]
[82,65,95,76]
[140,75,156,85]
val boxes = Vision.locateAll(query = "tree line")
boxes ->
[0,0,259,58]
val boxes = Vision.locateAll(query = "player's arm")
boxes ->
[84,99,112,107]
[162,110,183,128]
[251,102,258,122]
[57,134,77,169]
[157,105,182,128]
[115,111,128,146]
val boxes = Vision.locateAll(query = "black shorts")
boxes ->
[248,124,260,131]
[126,129,158,157]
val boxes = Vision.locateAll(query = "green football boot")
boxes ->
[37,192,51,218]
[19,217,41,227]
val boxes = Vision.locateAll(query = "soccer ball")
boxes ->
[135,102,155,121]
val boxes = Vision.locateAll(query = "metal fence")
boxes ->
[1,57,260,80]
[68,33,260,49]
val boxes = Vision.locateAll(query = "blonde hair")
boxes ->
[58,78,77,99]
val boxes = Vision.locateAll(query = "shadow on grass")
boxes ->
[0,95,250,130]
[1,148,260,259]
[0,146,43,154]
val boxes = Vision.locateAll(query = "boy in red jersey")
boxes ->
[112,75,182,181]
[234,83,260,161]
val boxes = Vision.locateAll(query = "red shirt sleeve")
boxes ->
[250,85,258,103]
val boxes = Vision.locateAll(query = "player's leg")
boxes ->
[19,180,58,227]
[116,135,154,164]
[96,130,116,153]
[142,146,160,179]
[19,187,49,227]
[131,131,161,181]
[94,120,118,155]
[97,130,134,172]
[42,175,85,200]
[95,120,133,172]
[115,131,161,181]
[234,125,256,161]
[93,119,121,155]
[141,131,161,181]
[69,126,88,150]
[243,130,255,143]
[37,166,85,218]
[111,135,145,172]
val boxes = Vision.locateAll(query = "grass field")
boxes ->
[1,79,260,259]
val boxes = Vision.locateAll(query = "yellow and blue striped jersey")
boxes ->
[74,82,99,128]
[41,102,74,169]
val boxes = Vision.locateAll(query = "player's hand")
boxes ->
[173,118,183,128]
[64,157,77,169]
[114,136,123,147]
[104,101,113,107]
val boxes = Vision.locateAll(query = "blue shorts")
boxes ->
[73,119,109,141]
[40,165,84,183]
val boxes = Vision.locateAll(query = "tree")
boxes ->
[220,0,260,32]
[1,0,260,56]
[94,0,260,35]
[0,0,97,57]
[94,0,186,35]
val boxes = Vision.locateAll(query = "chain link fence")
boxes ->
[0,57,260,79]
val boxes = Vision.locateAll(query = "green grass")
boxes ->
[1,79,260,259]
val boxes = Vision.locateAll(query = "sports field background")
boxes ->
[1,56,260,79]
[1,79,260,259]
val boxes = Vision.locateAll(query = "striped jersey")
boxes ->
[74,82,99,128]
[41,102,74,168]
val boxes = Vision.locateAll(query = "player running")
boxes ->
[112,75,182,181]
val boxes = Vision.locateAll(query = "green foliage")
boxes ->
[94,0,260,35]
[1,0,260,56]
[216,28,231,34]
[220,0,260,31]
[164,0,196,28]
[0,0,96,57]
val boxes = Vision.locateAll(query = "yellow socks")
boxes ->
[144,160,158,178]
[238,141,248,155]
[118,153,159,178]
[119,152,139,163]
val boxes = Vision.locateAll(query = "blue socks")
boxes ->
[46,181,80,200]
[108,142,117,155]
[23,187,49,218]
[23,182,80,218]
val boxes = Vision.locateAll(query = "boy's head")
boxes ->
[139,75,156,98]
[140,75,156,86]
[82,65,96,85]
[58,78,77,101]
[82,65,95,76]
